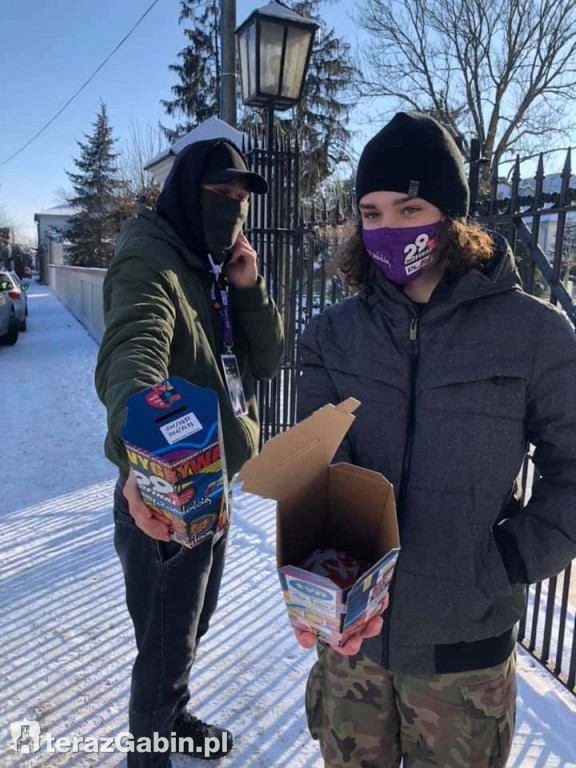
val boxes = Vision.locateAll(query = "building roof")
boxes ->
[144,116,245,188]
[497,172,576,198]
[34,205,81,220]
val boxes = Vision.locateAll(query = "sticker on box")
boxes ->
[123,377,229,549]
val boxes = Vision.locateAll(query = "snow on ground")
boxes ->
[1,284,575,767]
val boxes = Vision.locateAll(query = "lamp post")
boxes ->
[236,2,319,442]
[236,1,318,157]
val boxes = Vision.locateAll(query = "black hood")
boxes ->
[155,138,246,260]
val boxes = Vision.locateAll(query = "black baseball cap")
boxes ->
[202,141,268,194]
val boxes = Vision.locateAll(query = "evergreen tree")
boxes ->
[160,0,220,142]
[161,0,356,199]
[284,0,356,200]
[65,104,121,267]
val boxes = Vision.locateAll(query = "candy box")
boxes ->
[237,398,400,645]
[122,377,229,549]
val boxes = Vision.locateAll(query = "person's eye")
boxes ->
[403,206,421,215]
[362,211,379,220]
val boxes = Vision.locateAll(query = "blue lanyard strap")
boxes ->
[210,271,234,353]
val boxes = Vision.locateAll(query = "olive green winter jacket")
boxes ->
[95,205,284,480]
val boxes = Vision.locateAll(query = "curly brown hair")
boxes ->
[334,217,495,290]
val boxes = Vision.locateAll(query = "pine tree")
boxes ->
[285,0,356,200]
[65,104,122,267]
[160,0,220,142]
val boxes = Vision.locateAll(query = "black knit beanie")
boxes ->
[356,112,469,218]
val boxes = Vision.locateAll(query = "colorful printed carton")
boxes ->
[122,377,229,549]
[237,398,400,646]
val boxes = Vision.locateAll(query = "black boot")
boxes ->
[171,713,233,760]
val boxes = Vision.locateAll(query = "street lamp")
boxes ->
[236,3,318,444]
[236,0,319,221]
[236,1,318,112]
[235,0,318,231]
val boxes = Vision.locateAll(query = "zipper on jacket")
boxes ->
[403,317,420,477]
[382,313,420,669]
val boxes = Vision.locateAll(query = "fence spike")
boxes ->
[534,153,545,210]
[536,152,545,180]
[510,155,521,213]
[489,157,500,216]
[560,147,572,206]
[335,196,342,224]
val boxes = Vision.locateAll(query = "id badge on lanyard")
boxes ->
[210,265,249,418]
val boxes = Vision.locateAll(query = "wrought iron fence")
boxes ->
[246,128,576,693]
[471,144,576,693]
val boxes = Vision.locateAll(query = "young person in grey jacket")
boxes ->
[296,112,576,767]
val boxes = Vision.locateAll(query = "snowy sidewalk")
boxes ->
[1,285,576,767]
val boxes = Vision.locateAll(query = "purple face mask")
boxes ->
[362,221,441,284]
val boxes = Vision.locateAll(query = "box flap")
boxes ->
[327,464,400,559]
[237,399,360,500]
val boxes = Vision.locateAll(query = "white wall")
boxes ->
[48,265,106,343]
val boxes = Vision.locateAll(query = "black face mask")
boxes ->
[201,189,249,264]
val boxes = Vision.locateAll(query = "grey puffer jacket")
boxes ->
[297,235,576,674]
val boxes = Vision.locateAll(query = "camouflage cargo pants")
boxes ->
[305,645,516,768]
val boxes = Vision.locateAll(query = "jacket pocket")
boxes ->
[472,526,514,601]
[420,373,526,422]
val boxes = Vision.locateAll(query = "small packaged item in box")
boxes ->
[238,398,400,646]
[299,544,371,590]
[122,377,229,549]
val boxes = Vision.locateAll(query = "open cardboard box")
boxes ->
[237,398,400,645]
[123,377,229,549]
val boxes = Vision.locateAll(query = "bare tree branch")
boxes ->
[355,0,576,187]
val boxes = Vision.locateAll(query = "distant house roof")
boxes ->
[144,116,245,188]
[497,172,576,198]
[34,205,81,220]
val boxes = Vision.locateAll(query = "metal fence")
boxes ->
[246,130,576,693]
[471,145,576,693]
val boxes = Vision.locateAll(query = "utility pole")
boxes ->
[220,0,237,127]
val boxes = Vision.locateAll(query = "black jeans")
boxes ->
[113,479,229,768]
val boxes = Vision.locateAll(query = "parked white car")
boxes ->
[0,279,19,345]
[9,271,29,327]
[0,270,27,331]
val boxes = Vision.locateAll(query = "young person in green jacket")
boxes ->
[95,139,284,766]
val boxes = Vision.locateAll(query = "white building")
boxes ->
[144,116,244,188]
[34,205,80,283]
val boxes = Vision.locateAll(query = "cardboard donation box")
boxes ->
[237,398,400,645]
[123,377,229,549]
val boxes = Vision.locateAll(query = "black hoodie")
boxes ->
[156,138,242,260]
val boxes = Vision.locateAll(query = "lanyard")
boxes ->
[209,261,234,353]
